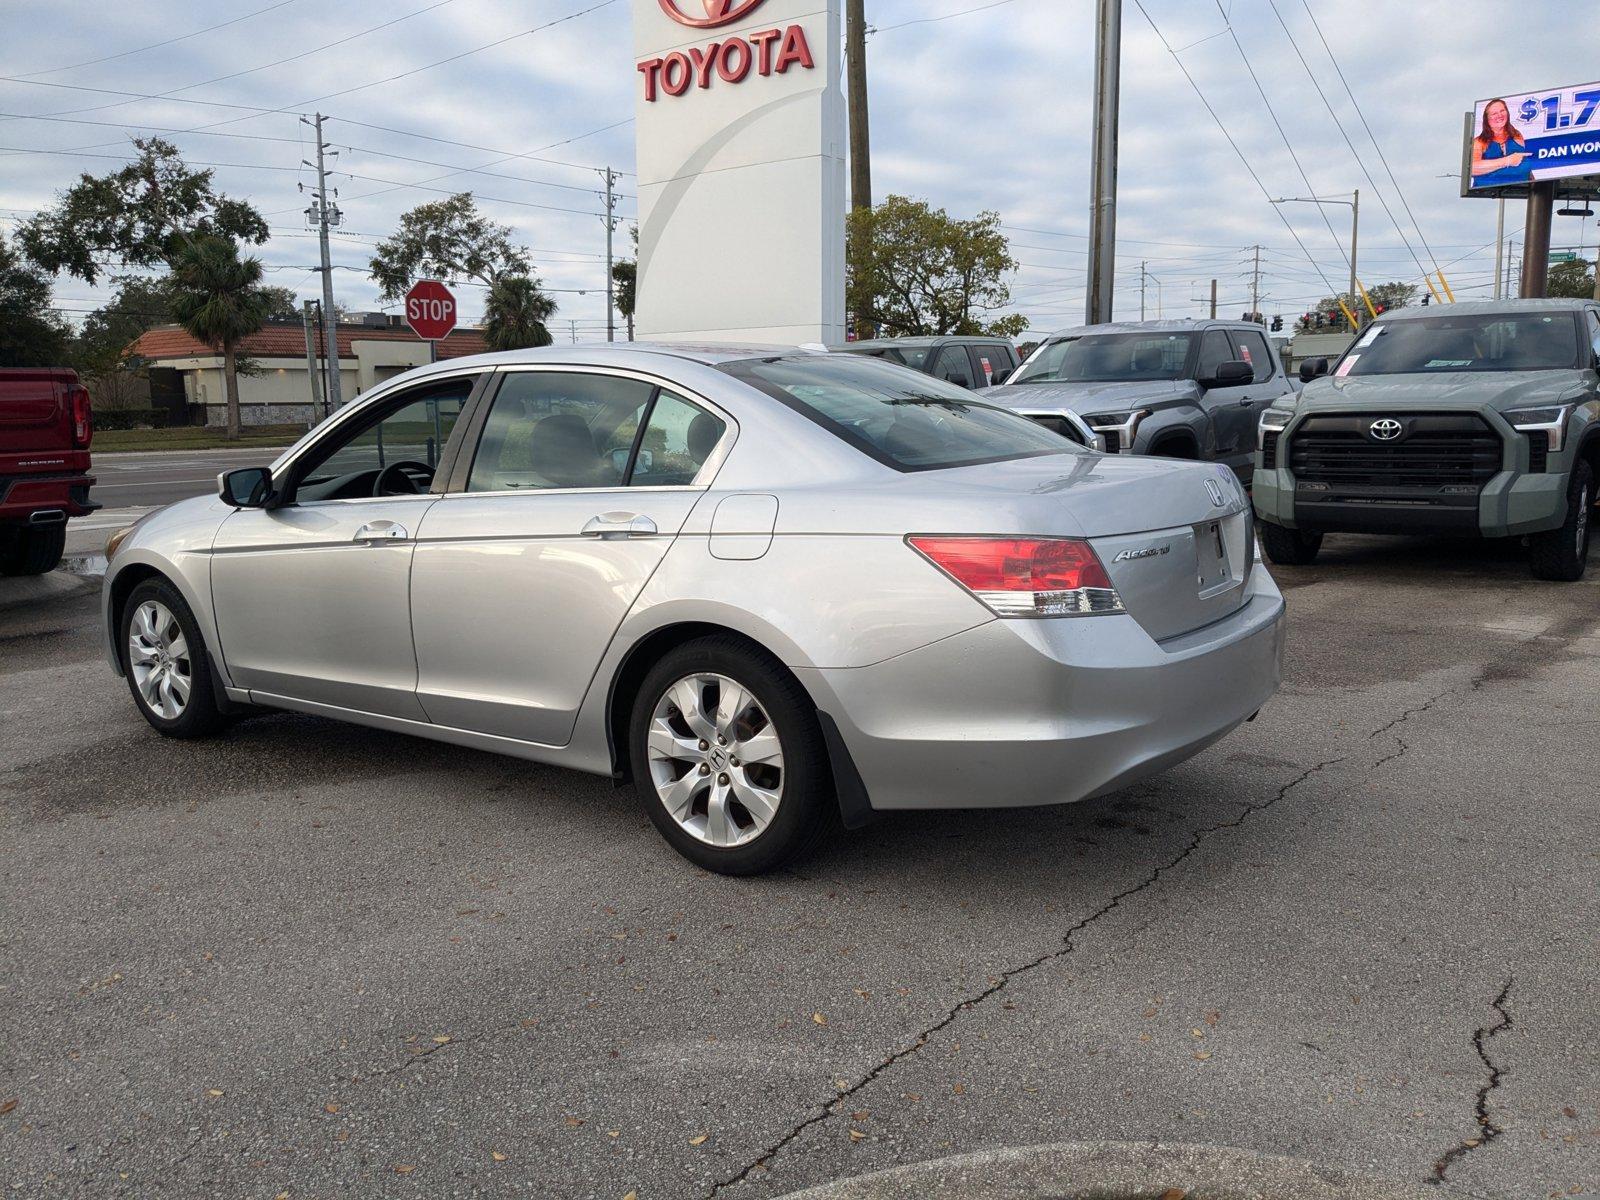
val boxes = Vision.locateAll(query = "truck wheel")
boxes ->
[1529,460,1593,582]
[0,522,67,576]
[1259,521,1322,566]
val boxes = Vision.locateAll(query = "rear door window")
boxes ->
[466,372,654,492]
[967,346,1009,386]
[931,347,977,389]
[721,354,1081,472]
[1232,330,1276,383]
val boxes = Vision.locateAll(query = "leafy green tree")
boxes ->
[20,137,266,286]
[483,276,556,351]
[613,226,639,333]
[167,237,272,439]
[847,195,1027,339]
[1547,257,1596,300]
[1312,281,1418,327]
[0,231,71,367]
[370,193,533,301]
[71,275,177,406]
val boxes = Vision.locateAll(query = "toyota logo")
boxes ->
[658,0,766,26]
[1369,418,1403,441]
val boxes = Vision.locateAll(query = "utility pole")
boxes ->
[1209,278,1218,319]
[301,114,343,411]
[846,0,871,213]
[1086,0,1121,325]
[569,319,578,344]
[1348,188,1359,303]
[1249,244,1262,322]
[301,300,325,421]
[1139,261,1147,321]
[600,167,621,343]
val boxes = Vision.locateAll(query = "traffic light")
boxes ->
[1271,314,1283,332]
[1421,293,1430,306]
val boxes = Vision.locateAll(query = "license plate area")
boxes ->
[1195,520,1228,594]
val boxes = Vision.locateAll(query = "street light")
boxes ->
[1270,190,1359,308]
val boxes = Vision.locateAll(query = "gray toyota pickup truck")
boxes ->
[1252,299,1600,580]
[984,319,1295,482]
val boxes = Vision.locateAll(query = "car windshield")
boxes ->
[721,355,1082,472]
[1012,332,1195,383]
[1340,313,1582,375]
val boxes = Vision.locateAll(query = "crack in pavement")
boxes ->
[704,755,1347,1197]
[1429,980,1513,1187]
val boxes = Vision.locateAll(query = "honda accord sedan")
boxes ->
[102,345,1285,874]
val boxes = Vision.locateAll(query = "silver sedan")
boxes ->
[102,346,1285,874]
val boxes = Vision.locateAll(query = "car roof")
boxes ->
[1038,319,1263,337]
[1377,298,1595,322]
[832,336,1013,350]
[377,342,821,383]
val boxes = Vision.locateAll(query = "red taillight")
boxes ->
[69,386,92,449]
[908,536,1123,617]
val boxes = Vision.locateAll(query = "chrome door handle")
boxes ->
[353,520,409,543]
[581,512,657,539]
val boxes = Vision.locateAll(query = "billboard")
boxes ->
[1466,81,1600,194]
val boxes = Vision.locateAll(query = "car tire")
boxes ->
[1259,521,1323,566]
[119,577,229,739]
[629,635,834,875]
[1529,460,1593,582]
[0,522,66,576]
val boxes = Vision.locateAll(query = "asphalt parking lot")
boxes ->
[2,534,1597,1199]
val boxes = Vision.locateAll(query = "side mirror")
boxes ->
[1203,360,1253,388]
[219,466,274,509]
[1299,357,1330,383]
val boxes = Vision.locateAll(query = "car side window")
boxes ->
[293,379,472,502]
[467,372,654,492]
[1196,331,1235,380]
[933,347,976,389]
[1587,310,1600,359]
[1234,331,1276,383]
[967,346,1005,386]
[630,390,725,487]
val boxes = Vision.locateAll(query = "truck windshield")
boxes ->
[1012,332,1195,384]
[721,355,1081,472]
[1342,313,1582,375]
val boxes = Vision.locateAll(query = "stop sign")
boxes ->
[404,279,457,341]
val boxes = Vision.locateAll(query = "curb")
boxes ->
[0,569,99,611]
[774,1141,1488,1200]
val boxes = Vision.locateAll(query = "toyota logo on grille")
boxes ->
[658,0,766,26]
[1369,418,1404,441]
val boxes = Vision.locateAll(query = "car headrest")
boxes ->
[529,413,603,488]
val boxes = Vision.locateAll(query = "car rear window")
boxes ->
[721,355,1082,472]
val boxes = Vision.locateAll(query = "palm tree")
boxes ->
[168,236,270,439]
[483,275,556,351]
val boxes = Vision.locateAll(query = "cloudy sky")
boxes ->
[1,0,1595,340]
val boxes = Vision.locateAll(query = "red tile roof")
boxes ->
[128,321,490,362]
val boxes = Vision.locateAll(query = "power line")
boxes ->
[10,0,303,79]
[1299,0,1442,275]
[1263,0,1430,282]
[1129,0,1339,298]
[328,116,635,177]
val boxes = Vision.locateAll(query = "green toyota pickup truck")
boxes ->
[1253,299,1600,580]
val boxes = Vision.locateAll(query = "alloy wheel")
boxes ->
[128,600,192,720]
[647,672,784,847]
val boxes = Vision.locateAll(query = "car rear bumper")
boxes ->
[798,568,1285,811]
[0,472,99,523]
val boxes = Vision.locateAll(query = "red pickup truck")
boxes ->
[0,368,97,576]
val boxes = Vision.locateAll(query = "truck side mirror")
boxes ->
[1299,357,1330,383]
[219,467,274,509]
[1203,360,1253,387]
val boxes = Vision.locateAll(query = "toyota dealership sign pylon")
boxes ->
[403,279,458,342]
[632,0,844,344]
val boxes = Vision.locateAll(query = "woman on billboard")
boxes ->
[1471,98,1532,186]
